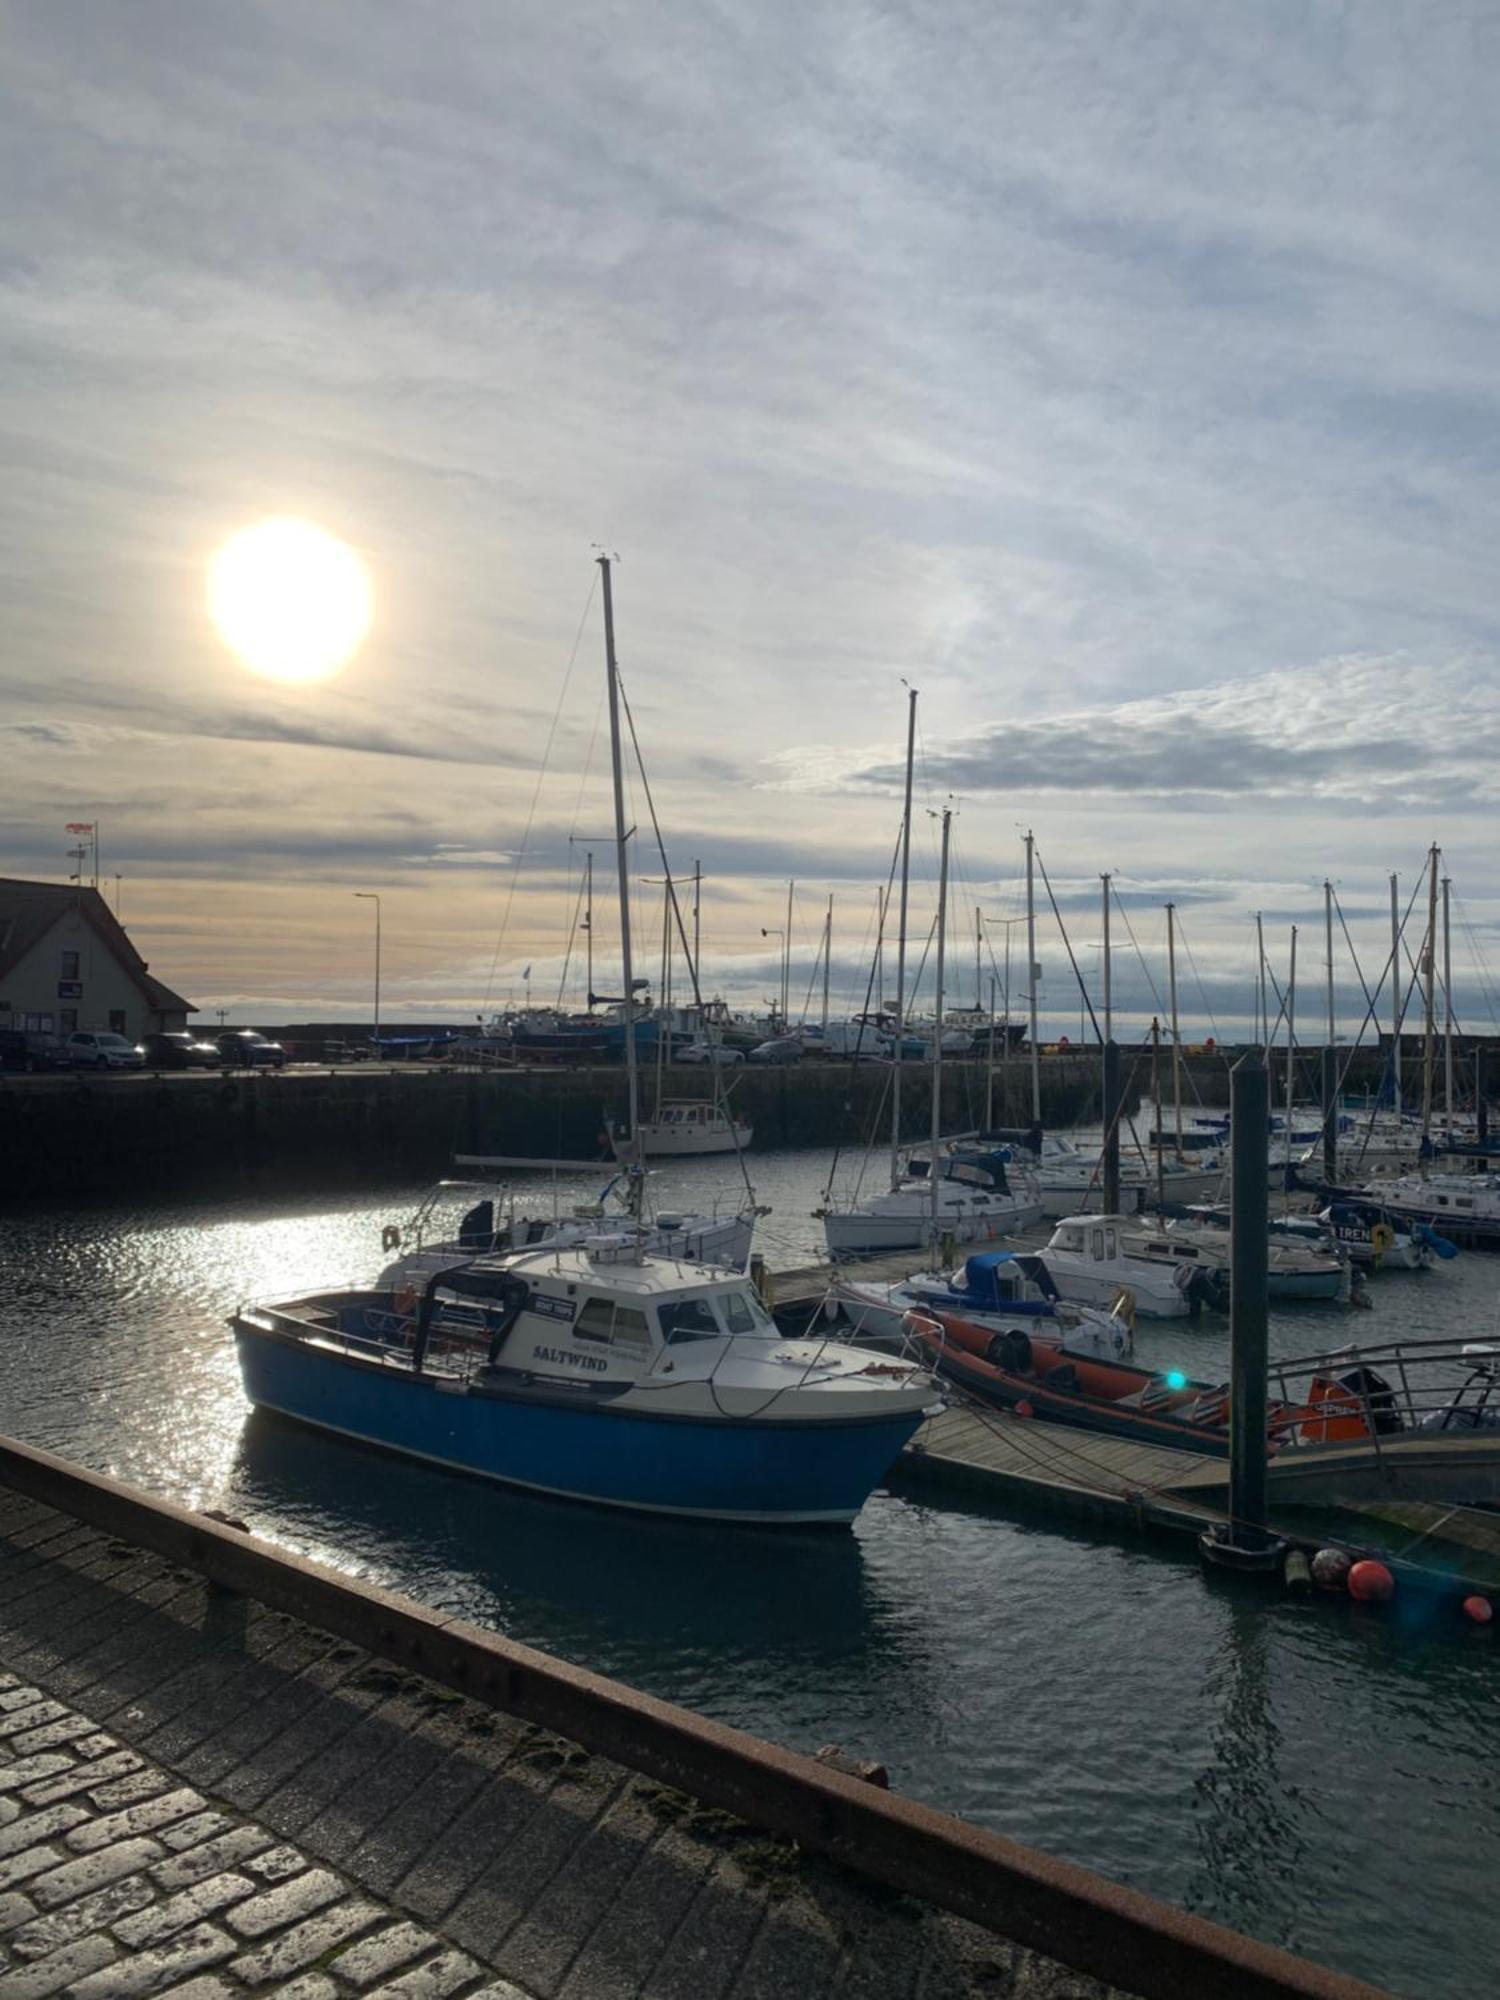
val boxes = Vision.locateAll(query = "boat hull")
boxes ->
[822,1201,1042,1258]
[232,1322,921,1525]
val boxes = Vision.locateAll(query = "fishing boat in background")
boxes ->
[1036,1215,1208,1318]
[617,1100,753,1158]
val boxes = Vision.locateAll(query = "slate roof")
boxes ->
[0,877,194,1012]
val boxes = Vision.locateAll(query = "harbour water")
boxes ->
[3,1147,1497,2000]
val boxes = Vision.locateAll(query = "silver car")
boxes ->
[66,1031,145,1070]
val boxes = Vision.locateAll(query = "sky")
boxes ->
[3,1,1500,1037]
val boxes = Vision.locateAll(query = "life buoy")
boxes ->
[1370,1222,1395,1257]
[381,1224,401,1252]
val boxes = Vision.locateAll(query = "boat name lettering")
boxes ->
[534,1344,608,1372]
[529,1295,577,1324]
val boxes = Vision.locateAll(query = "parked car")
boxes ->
[65,1031,145,1070]
[674,1040,745,1065]
[747,1036,803,1065]
[20,1031,72,1072]
[0,1030,29,1072]
[142,1031,222,1070]
[216,1030,287,1069]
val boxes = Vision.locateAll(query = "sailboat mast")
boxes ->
[584,850,593,1011]
[1422,844,1439,1142]
[1256,912,1267,1053]
[1101,874,1112,1046]
[1285,925,1298,1147]
[599,555,640,1177]
[1390,872,1402,1118]
[822,895,832,1036]
[890,688,917,1189]
[1324,879,1335,1050]
[1026,831,1040,1123]
[692,859,701,993]
[1443,871,1454,1123]
[1166,902,1182,1151]
[930,808,952,1247]
[784,880,793,1029]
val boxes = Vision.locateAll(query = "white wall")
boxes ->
[0,909,181,1039]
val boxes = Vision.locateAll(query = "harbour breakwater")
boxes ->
[3,1056,1128,1201]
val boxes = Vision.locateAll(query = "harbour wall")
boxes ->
[2,1057,1126,1202]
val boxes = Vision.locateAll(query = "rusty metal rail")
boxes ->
[0,1432,1388,2000]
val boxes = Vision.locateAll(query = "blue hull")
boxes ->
[234,1326,921,1524]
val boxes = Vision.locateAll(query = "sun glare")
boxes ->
[209,518,373,685]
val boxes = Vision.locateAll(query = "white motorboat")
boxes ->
[618,1100,752,1159]
[1353,1172,1500,1246]
[821,1142,1043,1258]
[1160,1214,1347,1301]
[378,1178,757,1292]
[1038,1215,1203,1318]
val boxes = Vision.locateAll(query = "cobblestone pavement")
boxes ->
[0,1485,1128,2000]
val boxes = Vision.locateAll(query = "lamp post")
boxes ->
[760,927,785,1033]
[354,892,381,1060]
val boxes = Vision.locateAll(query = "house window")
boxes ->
[61,950,79,980]
[108,1010,126,1035]
[60,1009,77,1032]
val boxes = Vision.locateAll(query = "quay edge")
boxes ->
[0,1431,1391,2000]
[0,1057,1115,1201]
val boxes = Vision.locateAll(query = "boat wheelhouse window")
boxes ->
[1055,1227,1083,1250]
[659,1297,722,1343]
[576,1297,617,1343]
[612,1305,650,1349]
[1104,1228,1118,1258]
[1090,1228,1104,1260]
[721,1288,774,1334]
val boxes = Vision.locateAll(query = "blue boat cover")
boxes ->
[951,1250,1060,1308]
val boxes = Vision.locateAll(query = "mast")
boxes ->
[930,808,952,1247]
[1389,872,1402,1118]
[890,688,917,1188]
[1150,1018,1165,1211]
[654,878,670,1118]
[821,894,832,1036]
[1256,911,1267,1053]
[1285,926,1298,1154]
[974,906,982,1012]
[691,859,701,997]
[1443,871,1454,1124]
[784,879,793,1030]
[1025,830,1040,1123]
[985,974,997,1129]
[1324,879,1335,1051]
[583,851,594,1010]
[599,555,640,1196]
[1422,843,1439,1143]
[875,886,886,1013]
[1166,902,1182,1151]
[1101,874,1112,1046]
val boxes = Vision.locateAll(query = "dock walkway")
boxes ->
[0,1441,1386,2000]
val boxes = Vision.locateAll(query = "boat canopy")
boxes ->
[952,1250,1060,1308]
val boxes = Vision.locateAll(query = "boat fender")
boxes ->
[1348,1559,1395,1604]
[1462,1594,1493,1626]
[1310,1547,1352,1591]
[1283,1549,1312,1595]
[381,1224,401,1252]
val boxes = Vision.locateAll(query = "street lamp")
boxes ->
[353,893,381,1060]
[760,927,786,1032]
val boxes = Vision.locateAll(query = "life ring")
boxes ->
[394,1283,418,1317]
[1370,1222,1395,1258]
[381,1224,401,1252]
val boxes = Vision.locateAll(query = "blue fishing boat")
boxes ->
[232,1240,935,1523]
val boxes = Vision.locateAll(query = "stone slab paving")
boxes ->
[0,1485,1130,2000]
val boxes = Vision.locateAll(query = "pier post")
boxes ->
[1102,1038,1121,1214]
[1321,1044,1337,1185]
[1228,1054,1270,1552]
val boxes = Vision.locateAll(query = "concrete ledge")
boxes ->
[0,1433,1388,2000]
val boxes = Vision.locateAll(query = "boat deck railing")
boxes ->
[1269,1337,1500,1448]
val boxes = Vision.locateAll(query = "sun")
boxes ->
[209,518,373,684]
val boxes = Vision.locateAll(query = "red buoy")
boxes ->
[1463,1594,1493,1626]
[1347,1559,1395,1604]
[1014,1399,1035,1419]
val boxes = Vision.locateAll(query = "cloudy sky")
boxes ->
[3,2,1499,1036]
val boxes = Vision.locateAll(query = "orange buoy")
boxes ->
[1347,1559,1395,1604]
[1463,1594,1493,1626]
[1014,1399,1035,1419]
